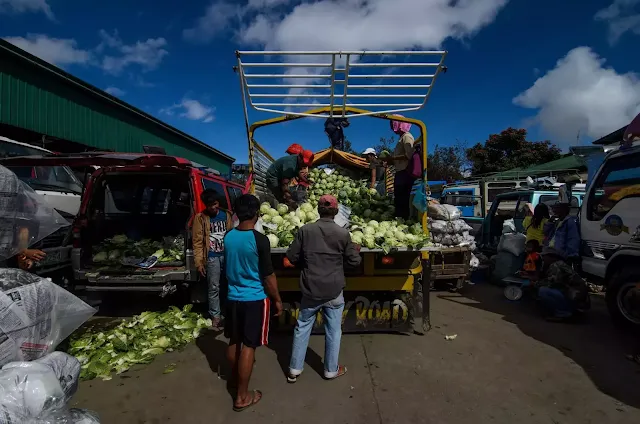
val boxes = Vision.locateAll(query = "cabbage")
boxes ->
[272,215,284,225]
[277,204,289,215]
[267,234,279,248]
[260,203,271,214]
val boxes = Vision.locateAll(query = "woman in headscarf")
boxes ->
[382,117,416,219]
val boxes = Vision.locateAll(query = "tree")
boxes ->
[342,138,355,154]
[427,143,467,182]
[374,136,396,155]
[465,128,561,176]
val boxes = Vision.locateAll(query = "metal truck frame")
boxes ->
[235,50,470,333]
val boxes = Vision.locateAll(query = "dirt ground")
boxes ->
[72,284,640,424]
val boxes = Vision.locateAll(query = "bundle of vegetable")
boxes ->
[91,234,185,265]
[68,305,211,381]
[258,167,431,251]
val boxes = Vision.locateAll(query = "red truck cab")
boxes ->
[0,153,246,298]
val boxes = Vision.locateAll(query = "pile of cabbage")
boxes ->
[68,305,211,381]
[259,167,431,251]
[92,234,185,265]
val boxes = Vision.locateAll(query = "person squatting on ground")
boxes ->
[223,194,283,411]
[284,194,362,382]
[535,247,590,322]
[192,189,233,329]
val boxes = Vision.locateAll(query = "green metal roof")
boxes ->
[0,39,234,173]
[491,154,586,178]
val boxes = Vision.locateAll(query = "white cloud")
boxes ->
[594,0,640,44]
[513,47,640,146]
[0,0,53,20]
[104,86,125,97]
[3,34,91,66]
[183,1,239,43]
[183,0,296,43]
[161,98,215,123]
[238,0,509,50]
[98,30,169,75]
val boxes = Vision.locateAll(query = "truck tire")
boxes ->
[605,268,640,331]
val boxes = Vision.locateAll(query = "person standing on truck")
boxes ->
[382,118,416,219]
[544,202,580,263]
[523,203,549,246]
[265,150,314,207]
[223,194,282,412]
[325,117,350,150]
[284,194,362,383]
[363,147,386,195]
[192,189,233,329]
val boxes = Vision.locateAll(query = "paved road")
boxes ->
[72,285,640,424]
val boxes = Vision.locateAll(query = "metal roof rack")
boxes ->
[234,50,448,119]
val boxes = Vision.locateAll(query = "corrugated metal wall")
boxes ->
[0,46,233,174]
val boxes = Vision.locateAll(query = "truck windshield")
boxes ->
[0,142,83,194]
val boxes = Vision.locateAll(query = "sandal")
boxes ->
[324,365,347,380]
[233,390,262,412]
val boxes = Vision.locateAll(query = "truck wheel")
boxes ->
[606,268,640,331]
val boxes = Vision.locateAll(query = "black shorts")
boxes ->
[224,299,270,348]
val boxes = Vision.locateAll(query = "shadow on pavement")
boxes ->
[195,331,326,392]
[438,284,640,409]
[266,334,326,379]
[195,329,235,402]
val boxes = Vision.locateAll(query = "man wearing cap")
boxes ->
[284,194,362,383]
[536,247,590,321]
[363,148,387,196]
[265,150,315,208]
[544,202,580,264]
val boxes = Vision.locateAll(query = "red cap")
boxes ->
[319,194,338,209]
[286,143,303,155]
[301,150,314,166]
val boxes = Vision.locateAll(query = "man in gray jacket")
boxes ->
[285,194,362,382]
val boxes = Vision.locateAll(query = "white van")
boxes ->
[0,136,82,216]
[580,143,640,330]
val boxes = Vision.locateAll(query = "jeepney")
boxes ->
[235,50,471,334]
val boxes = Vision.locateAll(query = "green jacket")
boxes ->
[265,155,300,191]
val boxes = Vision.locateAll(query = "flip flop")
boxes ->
[324,365,347,380]
[233,390,262,412]
[626,354,640,365]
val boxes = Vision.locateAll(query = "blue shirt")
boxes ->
[224,228,273,301]
[208,210,228,258]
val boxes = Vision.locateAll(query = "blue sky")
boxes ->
[1,0,640,163]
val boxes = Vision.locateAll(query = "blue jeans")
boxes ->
[538,287,572,318]
[289,293,345,378]
[207,256,224,319]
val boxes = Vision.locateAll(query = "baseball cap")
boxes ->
[363,147,377,156]
[319,194,338,209]
[301,150,314,166]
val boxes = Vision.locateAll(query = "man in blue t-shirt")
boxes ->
[223,194,282,412]
[192,189,233,328]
